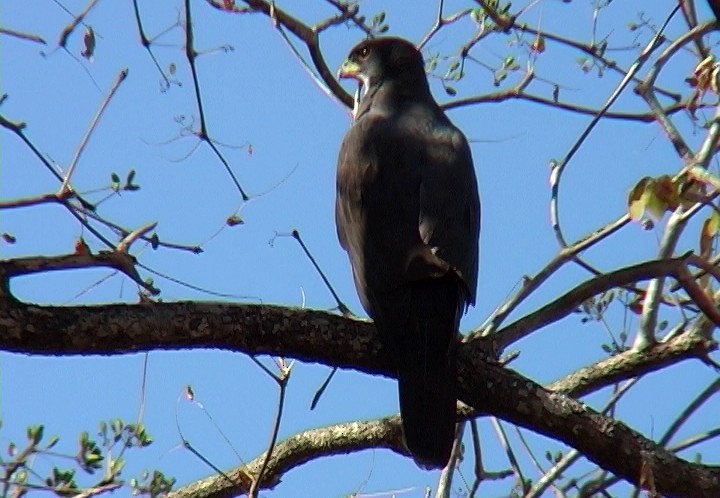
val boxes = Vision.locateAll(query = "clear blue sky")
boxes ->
[1,1,719,496]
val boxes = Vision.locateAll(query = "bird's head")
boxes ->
[338,37,427,92]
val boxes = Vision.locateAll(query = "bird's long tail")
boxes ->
[396,276,460,469]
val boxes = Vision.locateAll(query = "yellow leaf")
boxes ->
[628,177,652,221]
[531,35,545,54]
[645,188,667,220]
[700,219,713,256]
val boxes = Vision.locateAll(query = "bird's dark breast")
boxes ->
[337,115,444,309]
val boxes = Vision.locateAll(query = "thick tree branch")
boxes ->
[168,417,405,497]
[548,332,717,397]
[0,301,718,497]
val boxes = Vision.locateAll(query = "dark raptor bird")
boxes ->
[335,37,480,469]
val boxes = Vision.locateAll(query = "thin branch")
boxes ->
[492,418,527,494]
[669,427,720,453]
[0,113,95,211]
[636,21,718,160]
[72,204,202,254]
[443,90,702,121]
[678,0,709,58]
[514,24,681,102]
[418,1,472,50]
[547,332,715,398]
[478,214,630,337]
[59,68,129,195]
[184,0,249,200]
[56,0,101,49]
[494,255,692,350]
[0,252,160,296]
[658,377,720,447]
[0,194,61,209]
[248,367,289,498]
[549,6,677,248]
[0,27,47,45]
[230,0,354,108]
[435,422,464,498]
[290,230,350,315]
[635,34,720,348]
[130,0,174,89]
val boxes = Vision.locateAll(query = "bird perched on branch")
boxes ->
[335,37,480,469]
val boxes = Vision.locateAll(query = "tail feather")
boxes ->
[395,276,461,469]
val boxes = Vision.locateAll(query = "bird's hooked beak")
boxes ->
[337,59,362,79]
[338,59,367,118]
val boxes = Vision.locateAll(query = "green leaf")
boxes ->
[111,419,123,436]
[107,456,125,478]
[45,435,60,449]
[27,425,44,445]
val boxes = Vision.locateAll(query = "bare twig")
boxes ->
[249,361,291,498]
[116,222,158,254]
[58,68,129,195]
[491,418,527,493]
[443,91,702,121]
[478,214,630,337]
[418,1,472,50]
[494,255,688,349]
[659,377,720,447]
[130,0,175,88]
[183,0,249,200]
[435,422,464,498]
[56,0,101,49]
[1,251,159,296]
[0,194,61,209]
[0,27,47,44]
[550,6,677,248]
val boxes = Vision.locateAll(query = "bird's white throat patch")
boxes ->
[352,76,371,119]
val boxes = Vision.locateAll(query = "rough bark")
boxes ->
[1,300,718,497]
